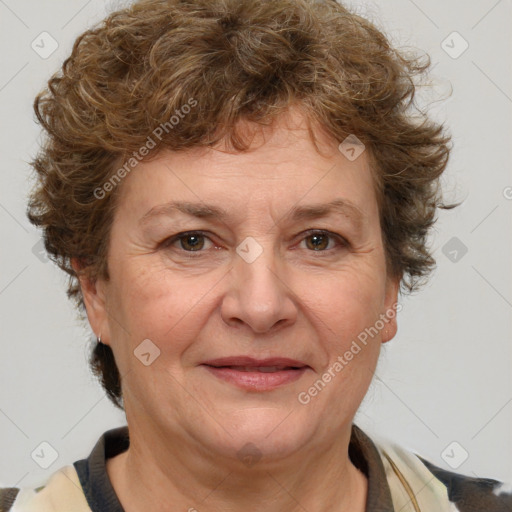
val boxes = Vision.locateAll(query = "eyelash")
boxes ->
[160,229,349,258]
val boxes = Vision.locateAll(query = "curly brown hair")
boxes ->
[27,0,454,409]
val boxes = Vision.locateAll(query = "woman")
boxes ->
[1,0,510,511]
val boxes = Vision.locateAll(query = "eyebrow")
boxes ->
[139,198,365,229]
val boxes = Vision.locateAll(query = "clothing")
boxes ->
[2,425,511,511]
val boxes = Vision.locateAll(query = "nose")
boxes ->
[220,245,298,334]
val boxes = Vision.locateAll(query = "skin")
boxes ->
[74,107,400,512]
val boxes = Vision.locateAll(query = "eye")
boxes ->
[162,231,215,254]
[161,229,348,257]
[299,230,348,252]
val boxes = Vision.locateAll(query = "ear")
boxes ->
[381,274,401,344]
[71,258,112,345]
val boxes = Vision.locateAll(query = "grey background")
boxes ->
[1,0,511,488]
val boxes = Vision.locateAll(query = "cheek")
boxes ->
[108,263,211,405]
[303,263,387,380]
[313,265,386,330]
[111,260,214,351]
[306,279,383,408]
[114,258,177,317]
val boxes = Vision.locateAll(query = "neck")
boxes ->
[107,422,367,512]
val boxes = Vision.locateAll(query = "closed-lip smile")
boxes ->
[201,356,310,391]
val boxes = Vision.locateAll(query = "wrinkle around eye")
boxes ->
[158,232,355,265]
[159,232,221,257]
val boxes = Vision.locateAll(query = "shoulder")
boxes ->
[371,435,512,512]
[0,465,91,512]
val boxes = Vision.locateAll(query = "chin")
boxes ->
[194,406,316,463]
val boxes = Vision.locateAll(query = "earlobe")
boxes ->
[381,275,400,344]
[381,321,397,344]
[71,257,111,345]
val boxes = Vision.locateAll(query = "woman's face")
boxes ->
[81,109,399,462]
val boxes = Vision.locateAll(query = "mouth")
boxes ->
[200,357,310,391]
[211,365,303,372]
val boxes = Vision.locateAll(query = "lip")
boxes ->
[202,356,308,368]
[201,356,310,391]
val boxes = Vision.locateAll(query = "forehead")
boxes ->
[114,109,377,225]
